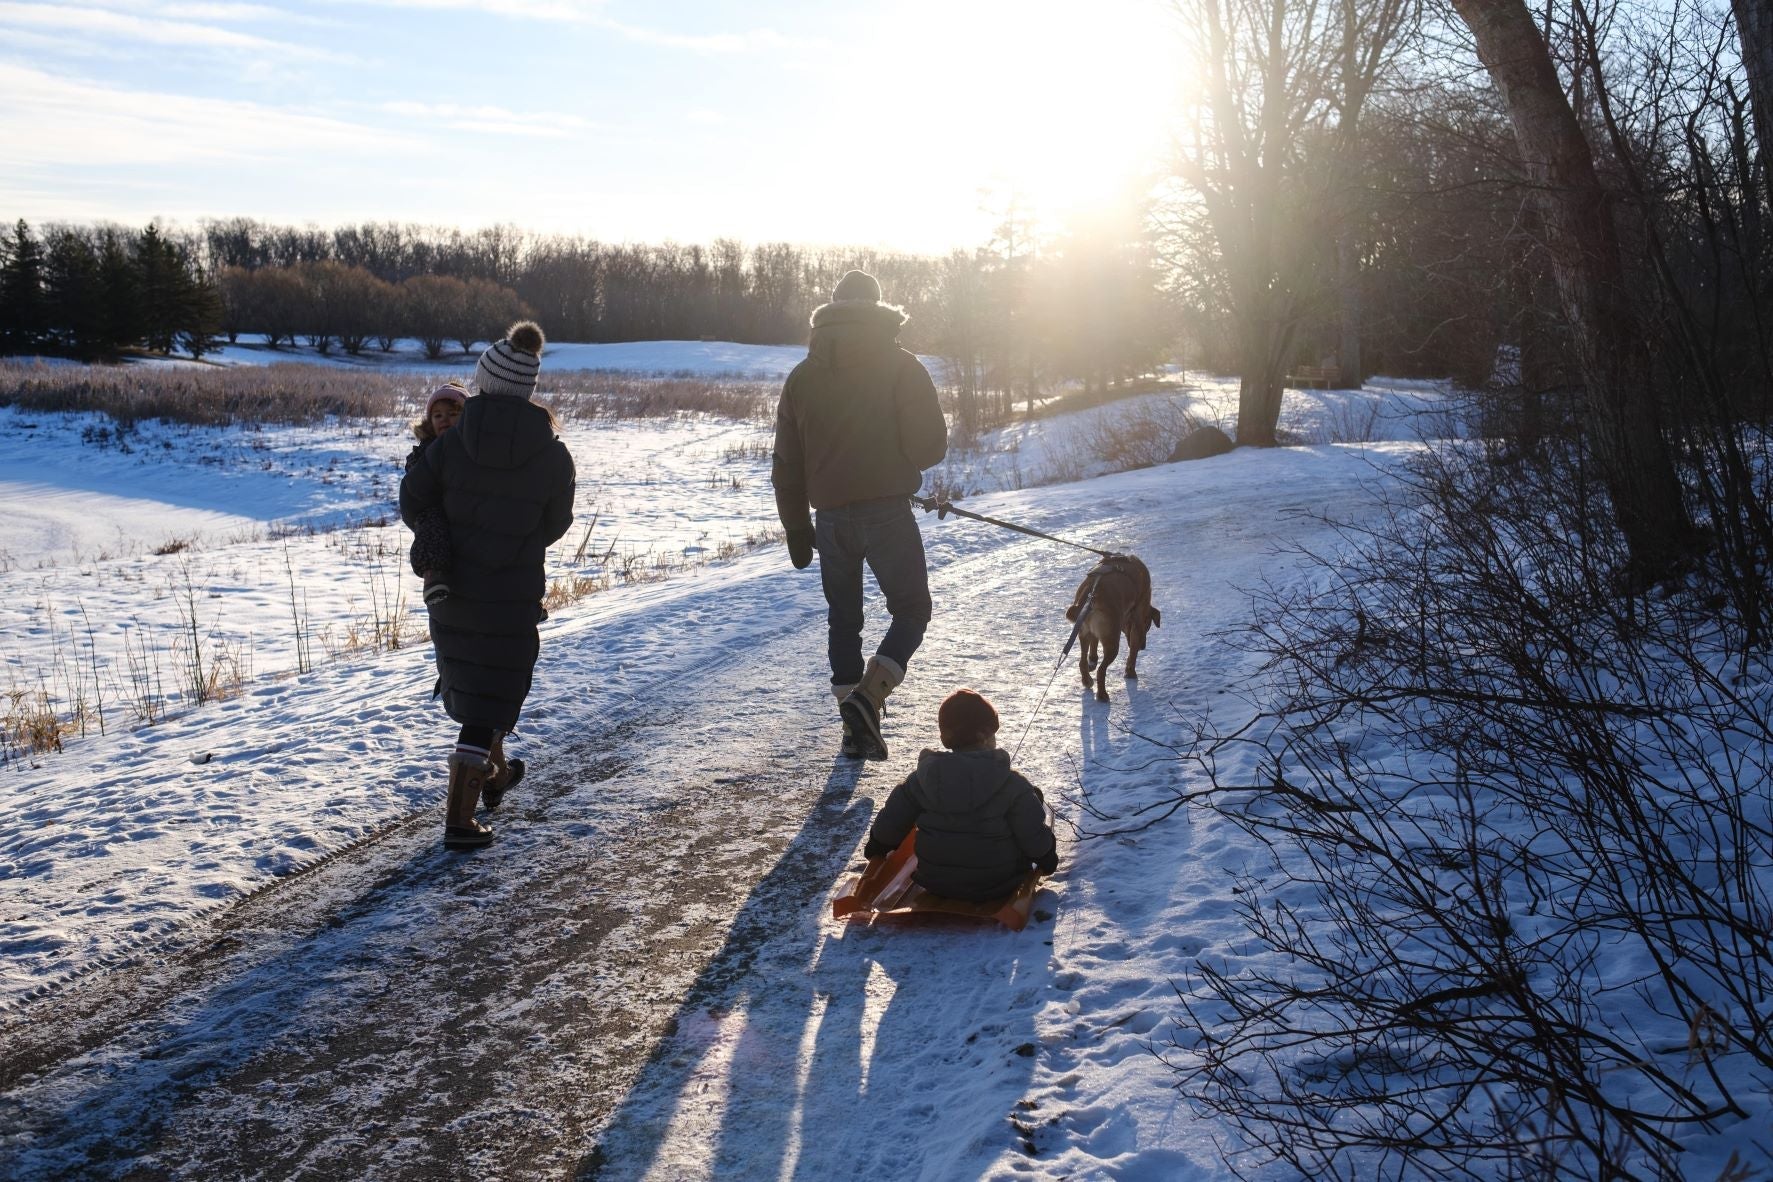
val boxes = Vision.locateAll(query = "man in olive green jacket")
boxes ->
[772,269,948,761]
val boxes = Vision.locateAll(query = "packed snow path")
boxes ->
[0,447,1398,1180]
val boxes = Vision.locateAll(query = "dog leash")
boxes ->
[906,492,1119,757]
[910,494,1117,559]
[1010,574,1102,763]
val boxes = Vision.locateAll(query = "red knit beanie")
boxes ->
[938,688,999,749]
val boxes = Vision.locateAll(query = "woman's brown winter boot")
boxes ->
[444,752,495,850]
[481,733,525,810]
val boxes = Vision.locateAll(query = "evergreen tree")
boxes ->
[179,265,224,359]
[0,219,48,353]
[137,223,185,354]
[96,227,142,355]
[43,228,103,359]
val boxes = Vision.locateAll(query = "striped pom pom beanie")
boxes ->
[473,320,545,398]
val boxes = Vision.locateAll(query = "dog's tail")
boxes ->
[1149,606,1162,628]
[1065,604,1080,622]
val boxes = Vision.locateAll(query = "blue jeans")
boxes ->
[815,496,932,686]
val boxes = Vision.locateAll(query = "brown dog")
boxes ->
[1065,555,1161,703]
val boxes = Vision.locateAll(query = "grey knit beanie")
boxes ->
[474,320,544,398]
[831,269,882,304]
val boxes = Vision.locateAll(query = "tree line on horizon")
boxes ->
[0,214,1177,436]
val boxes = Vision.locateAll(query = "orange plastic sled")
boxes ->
[831,829,1042,931]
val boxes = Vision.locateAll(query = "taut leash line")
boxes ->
[910,494,1116,559]
[1011,573,1101,763]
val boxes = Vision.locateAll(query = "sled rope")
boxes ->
[910,494,1116,558]
[1011,575,1101,762]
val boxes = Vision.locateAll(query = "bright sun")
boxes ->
[871,0,1181,245]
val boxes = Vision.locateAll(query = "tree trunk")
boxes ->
[1449,0,1694,584]
[1235,292,1292,446]
[1733,0,1773,186]
[1336,230,1363,389]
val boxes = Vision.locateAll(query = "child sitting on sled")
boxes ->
[863,688,1058,902]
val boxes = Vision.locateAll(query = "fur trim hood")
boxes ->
[809,300,909,331]
[807,299,908,367]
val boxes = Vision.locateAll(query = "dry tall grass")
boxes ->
[0,360,777,427]
[3,520,785,769]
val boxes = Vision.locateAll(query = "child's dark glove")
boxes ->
[786,526,815,570]
[423,577,451,607]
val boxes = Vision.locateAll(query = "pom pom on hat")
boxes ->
[938,688,1000,749]
[474,320,545,399]
[507,320,544,356]
[832,269,882,304]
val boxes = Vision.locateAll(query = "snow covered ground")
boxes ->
[8,347,1752,1179]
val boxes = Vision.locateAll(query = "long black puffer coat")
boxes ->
[864,748,1058,901]
[399,395,575,731]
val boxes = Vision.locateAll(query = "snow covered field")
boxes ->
[4,346,1757,1180]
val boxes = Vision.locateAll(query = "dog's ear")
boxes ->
[1065,604,1080,622]
[1149,606,1162,628]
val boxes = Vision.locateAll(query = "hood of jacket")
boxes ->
[913,747,1015,811]
[807,300,909,369]
[457,395,557,470]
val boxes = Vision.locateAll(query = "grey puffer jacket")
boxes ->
[771,300,946,531]
[399,395,574,730]
[865,747,1058,902]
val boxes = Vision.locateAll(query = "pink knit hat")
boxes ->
[425,382,467,414]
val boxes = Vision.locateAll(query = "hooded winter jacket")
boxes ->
[771,301,947,531]
[399,396,575,730]
[404,425,451,578]
[864,747,1058,902]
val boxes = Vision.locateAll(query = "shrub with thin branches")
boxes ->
[1167,440,1773,1179]
[1075,395,1203,469]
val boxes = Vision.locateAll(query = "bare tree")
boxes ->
[1732,0,1773,185]
[1449,0,1696,585]
[1171,0,1412,444]
[401,274,467,360]
[1329,0,1417,388]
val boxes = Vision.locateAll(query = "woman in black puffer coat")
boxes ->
[400,321,575,850]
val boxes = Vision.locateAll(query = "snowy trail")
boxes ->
[1,446,1401,1181]
[584,459,1352,1181]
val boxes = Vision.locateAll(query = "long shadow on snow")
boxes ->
[579,754,1051,1181]
[0,742,640,1182]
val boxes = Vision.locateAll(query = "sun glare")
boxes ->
[878,0,1180,244]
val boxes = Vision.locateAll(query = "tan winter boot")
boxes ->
[839,655,903,762]
[481,733,525,810]
[443,752,495,850]
[833,682,861,759]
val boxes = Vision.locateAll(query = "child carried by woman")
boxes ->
[405,380,467,606]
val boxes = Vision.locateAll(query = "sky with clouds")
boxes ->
[0,0,1184,253]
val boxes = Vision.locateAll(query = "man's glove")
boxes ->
[786,526,815,570]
